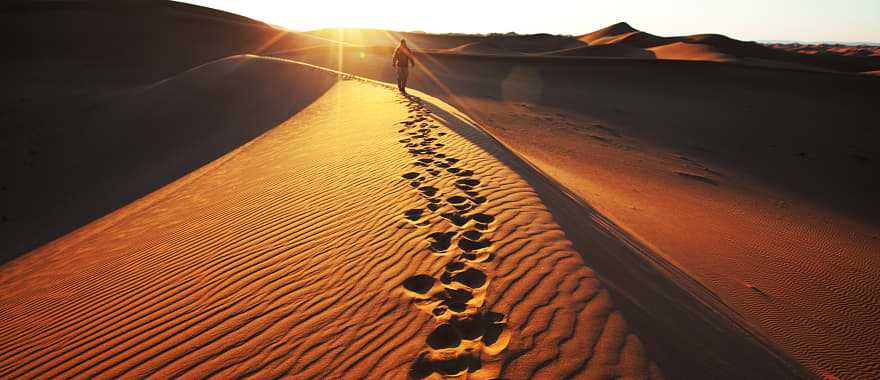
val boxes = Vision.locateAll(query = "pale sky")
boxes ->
[185,0,880,43]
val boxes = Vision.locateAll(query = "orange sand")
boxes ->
[3,3,877,378]
[0,56,663,379]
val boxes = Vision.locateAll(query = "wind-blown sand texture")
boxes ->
[284,38,879,379]
[0,56,663,379]
[4,2,878,378]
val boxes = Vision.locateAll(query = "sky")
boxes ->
[184,0,880,43]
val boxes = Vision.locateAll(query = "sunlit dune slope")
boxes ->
[284,42,878,379]
[0,56,664,379]
[648,42,734,61]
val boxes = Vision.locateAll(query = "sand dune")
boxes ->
[578,22,668,47]
[4,2,878,378]
[547,44,656,59]
[1,53,337,264]
[442,42,524,56]
[295,22,880,73]
[286,42,879,379]
[303,28,583,54]
[648,42,734,62]
[0,56,664,379]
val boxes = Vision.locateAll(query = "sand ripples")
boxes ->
[0,62,661,379]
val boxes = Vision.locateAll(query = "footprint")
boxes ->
[427,324,461,349]
[469,196,487,205]
[402,172,420,180]
[404,208,424,221]
[462,230,481,240]
[453,203,473,212]
[458,238,491,251]
[455,178,480,188]
[419,186,439,197]
[471,213,495,224]
[410,352,478,379]
[461,251,494,263]
[428,232,457,252]
[455,170,474,177]
[403,275,436,295]
[446,195,468,205]
[440,212,469,227]
[446,158,459,163]
[481,312,510,355]
[447,168,461,174]
[441,288,473,307]
[451,268,487,289]
[445,261,466,273]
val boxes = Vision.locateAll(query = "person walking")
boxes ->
[392,39,415,94]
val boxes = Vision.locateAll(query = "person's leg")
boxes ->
[401,67,409,94]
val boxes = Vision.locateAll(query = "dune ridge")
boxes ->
[0,56,663,379]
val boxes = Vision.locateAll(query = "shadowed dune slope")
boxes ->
[2,0,348,262]
[549,44,656,59]
[0,56,665,379]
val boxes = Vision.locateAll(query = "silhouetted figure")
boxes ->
[392,39,415,94]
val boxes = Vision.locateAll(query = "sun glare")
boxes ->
[186,1,879,43]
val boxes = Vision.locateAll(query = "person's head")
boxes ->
[399,39,407,47]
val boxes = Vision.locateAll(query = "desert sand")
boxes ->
[279,27,880,380]
[0,55,662,378]
[2,1,878,379]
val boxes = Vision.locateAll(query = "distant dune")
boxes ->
[648,42,734,61]
[296,22,880,74]
[442,41,525,55]
[3,1,879,379]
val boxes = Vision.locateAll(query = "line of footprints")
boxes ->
[395,96,510,379]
